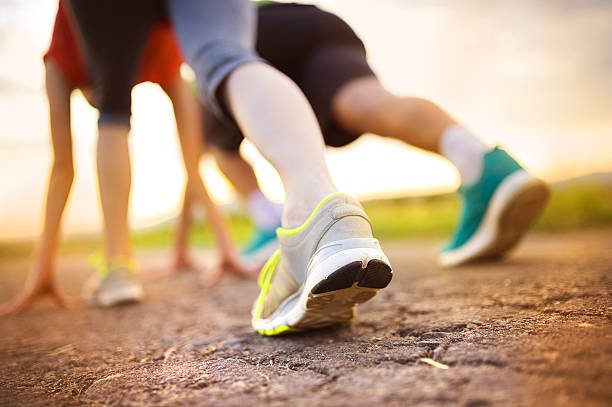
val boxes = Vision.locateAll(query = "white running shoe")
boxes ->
[251,192,393,336]
[83,258,143,307]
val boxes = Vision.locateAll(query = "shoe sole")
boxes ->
[439,170,550,267]
[296,259,393,330]
[254,245,392,335]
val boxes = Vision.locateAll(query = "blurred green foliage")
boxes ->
[364,194,459,238]
[365,179,612,239]
[535,181,612,230]
[1,177,610,259]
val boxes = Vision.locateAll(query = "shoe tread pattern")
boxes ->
[293,259,392,331]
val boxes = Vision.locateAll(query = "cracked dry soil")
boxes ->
[1,230,611,406]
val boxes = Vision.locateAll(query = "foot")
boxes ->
[83,259,143,307]
[439,147,550,267]
[242,226,279,266]
[251,192,393,336]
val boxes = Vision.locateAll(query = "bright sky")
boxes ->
[0,0,611,240]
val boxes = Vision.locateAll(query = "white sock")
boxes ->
[246,190,282,230]
[440,125,491,185]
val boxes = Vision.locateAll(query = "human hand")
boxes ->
[0,264,69,316]
[171,251,200,274]
[201,251,259,287]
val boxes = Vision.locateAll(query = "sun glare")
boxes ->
[0,0,611,239]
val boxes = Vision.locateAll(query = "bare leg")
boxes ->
[224,62,337,227]
[332,76,456,154]
[166,76,257,280]
[96,124,132,263]
[211,147,260,199]
[168,0,337,227]
[172,190,197,272]
[212,146,282,241]
[0,61,72,315]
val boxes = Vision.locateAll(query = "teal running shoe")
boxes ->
[439,147,550,267]
[242,226,280,266]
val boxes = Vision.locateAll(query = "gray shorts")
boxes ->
[168,0,263,116]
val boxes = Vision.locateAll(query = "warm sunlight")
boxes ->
[0,0,611,239]
[1,3,611,403]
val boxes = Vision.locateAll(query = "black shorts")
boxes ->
[67,0,260,127]
[206,3,376,152]
[66,0,167,126]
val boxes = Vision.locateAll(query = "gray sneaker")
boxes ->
[83,267,143,307]
[251,192,393,336]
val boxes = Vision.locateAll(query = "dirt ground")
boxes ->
[0,229,610,406]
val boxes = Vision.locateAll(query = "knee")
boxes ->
[401,97,440,117]
[332,78,396,131]
[334,78,381,116]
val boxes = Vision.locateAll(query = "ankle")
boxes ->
[440,125,490,185]
[281,174,337,228]
[282,200,318,229]
[282,189,338,229]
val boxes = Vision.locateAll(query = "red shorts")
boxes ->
[44,1,183,93]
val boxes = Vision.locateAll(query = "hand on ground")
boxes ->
[0,268,69,316]
[171,252,200,274]
[201,251,259,287]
